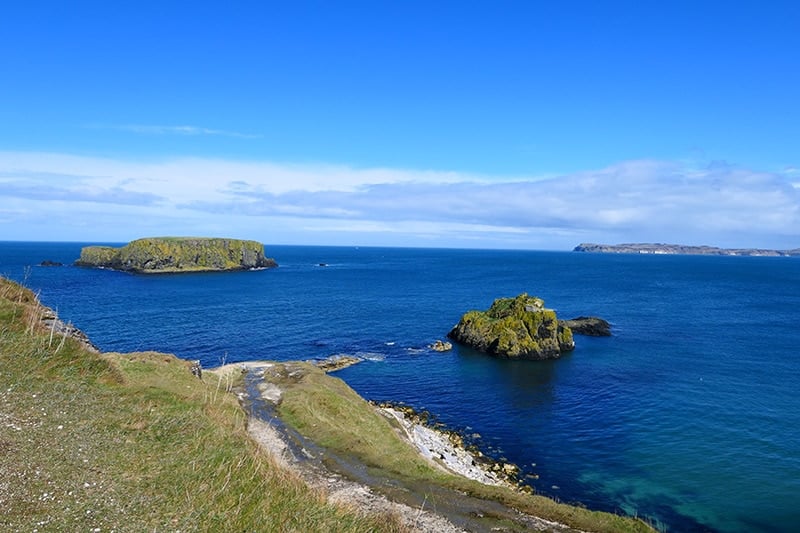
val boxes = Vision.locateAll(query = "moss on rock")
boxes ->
[447,293,574,360]
[75,237,277,274]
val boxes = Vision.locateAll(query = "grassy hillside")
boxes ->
[0,277,400,532]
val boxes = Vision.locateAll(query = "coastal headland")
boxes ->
[74,237,278,273]
[574,242,800,256]
[0,276,652,532]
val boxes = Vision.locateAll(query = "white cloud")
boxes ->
[0,151,798,249]
[88,124,263,139]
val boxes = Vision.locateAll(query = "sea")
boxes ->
[2,242,799,532]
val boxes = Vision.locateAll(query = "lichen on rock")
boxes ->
[75,237,277,274]
[447,293,574,360]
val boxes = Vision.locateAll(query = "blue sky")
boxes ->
[1,1,798,249]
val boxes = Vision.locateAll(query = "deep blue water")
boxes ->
[2,242,799,532]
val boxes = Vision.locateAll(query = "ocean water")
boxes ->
[2,242,799,532]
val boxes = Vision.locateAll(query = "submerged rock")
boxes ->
[429,340,453,352]
[447,293,574,360]
[74,237,277,274]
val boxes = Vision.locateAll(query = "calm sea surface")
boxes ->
[2,242,799,532]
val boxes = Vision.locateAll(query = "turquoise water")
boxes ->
[2,242,799,532]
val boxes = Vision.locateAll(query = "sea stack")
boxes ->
[447,293,574,360]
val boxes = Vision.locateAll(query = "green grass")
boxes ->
[276,363,451,481]
[0,277,405,532]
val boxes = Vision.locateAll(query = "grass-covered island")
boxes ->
[74,237,277,273]
[0,277,653,532]
[448,294,576,360]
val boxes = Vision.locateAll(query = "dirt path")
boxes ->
[247,417,465,532]
[220,362,581,533]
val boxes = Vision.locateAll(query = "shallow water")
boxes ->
[2,242,799,532]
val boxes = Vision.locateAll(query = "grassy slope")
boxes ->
[0,278,402,532]
[277,365,654,533]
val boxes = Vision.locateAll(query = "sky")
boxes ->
[1,1,799,250]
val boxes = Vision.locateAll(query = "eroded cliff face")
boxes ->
[75,237,278,273]
[447,293,574,360]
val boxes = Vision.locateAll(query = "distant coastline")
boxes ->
[573,242,800,257]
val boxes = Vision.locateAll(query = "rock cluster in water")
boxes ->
[74,237,277,274]
[429,340,453,352]
[447,293,575,360]
[558,316,612,336]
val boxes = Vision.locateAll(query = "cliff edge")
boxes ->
[447,293,575,360]
[75,237,277,274]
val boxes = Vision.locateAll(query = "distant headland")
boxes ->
[573,243,800,257]
[75,237,278,273]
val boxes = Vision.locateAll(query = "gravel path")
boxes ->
[228,362,580,533]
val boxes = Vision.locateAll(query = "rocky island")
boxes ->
[574,242,800,256]
[74,237,277,274]
[448,293,575,360]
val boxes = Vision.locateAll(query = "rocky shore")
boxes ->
[375,403,522,489]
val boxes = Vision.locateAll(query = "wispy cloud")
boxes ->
[87,123,262,139]
[0,170,163,206]
[184,159,800,237]
[0,151,797,249]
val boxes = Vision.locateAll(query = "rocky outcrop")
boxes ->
[314,355,363,372]
[75,237,277,274]
[39,260,63,267]
[559,316,612,336]
[429,340,453,352]
[447,293,574,360]
[39,308,99,352]
[0,276,99,352]
[574,242,800,257]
